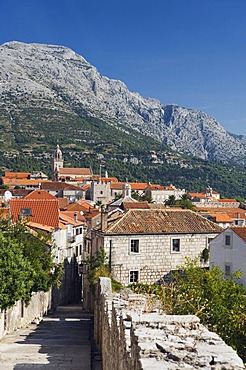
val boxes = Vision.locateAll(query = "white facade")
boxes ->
[90,181,111,204]
[210,228,246,287]
[145,186,185,203]
[52,144,64,181]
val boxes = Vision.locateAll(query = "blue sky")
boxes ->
[0,0,245,135]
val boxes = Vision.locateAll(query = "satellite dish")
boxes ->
[4,190,12,202]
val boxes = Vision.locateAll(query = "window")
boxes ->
[171,238,180,253]
[225,263,232,276]
[130,239,139,253]
[225,235,231,246]
[21,208,32,216]
[129,270,139,283]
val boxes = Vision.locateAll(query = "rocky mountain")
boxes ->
[0,41,245,164]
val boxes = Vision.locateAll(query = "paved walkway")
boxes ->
[0,305,91,369]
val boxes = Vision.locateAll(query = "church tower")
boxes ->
[52,144,63,181]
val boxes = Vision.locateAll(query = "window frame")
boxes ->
[130,239,140,254]
[129,270,139,283]
[224,263,232,277]
[171,238,181,253]
[207,237,214,248]
[224,234,232,248]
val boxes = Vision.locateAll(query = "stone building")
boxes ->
[210,226,246,287]
[52,144,92,183]
[145,184,185,203]
[91,209,222,285]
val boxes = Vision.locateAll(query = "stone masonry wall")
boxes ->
[94,277,245,370]
[103,233,217,285]
[0,290,51,340]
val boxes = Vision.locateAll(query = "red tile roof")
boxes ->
[110,182,149,190]
[231,227,246,243]
[102,209,222,234]
[209,213,233,223]
[2,178,51,187]
[24,190,56,200]
[59,211,85,226]
[59,168,92,176]
[147,185,165,191]
[41,182,79,191]
[4,172,31,179]
[9,199,60,228]
[58,197,69,209]
[0,189,31,197]
[218,199,237,203]
[196,207,246,219]
[123,202,150,210]
[65,201,97,213]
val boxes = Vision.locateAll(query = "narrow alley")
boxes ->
[0,305,91,369]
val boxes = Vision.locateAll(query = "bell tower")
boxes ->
[52,144,63,181]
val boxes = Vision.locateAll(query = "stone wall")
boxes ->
[0,290,51,340]
[94,277,245,370]
[193,201,240,208]
[102,233,217,285]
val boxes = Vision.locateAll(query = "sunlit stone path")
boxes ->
[0,305,91,369]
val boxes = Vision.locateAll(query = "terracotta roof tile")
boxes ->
[58,197,69,209]
[9,199,60,228]
[196,207,246,219]
[2,179,51,186]
[103,209,222,234]
[123,202,150,210]
[209,213,233,223]
[110,182,149,190]
[231,227,246,243]
[24,190,56,200]
[59,168,92,175]
[218,199,237,203]
[27,221,54,233]
[41,182,76,191]
[59,211,85,226]
[0,189,31,197]
[4,172,31,179]
[147,185,165,191]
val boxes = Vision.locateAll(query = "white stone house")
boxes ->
[145,184,185,203]
[91,209,222,285]
[210,227,246,287]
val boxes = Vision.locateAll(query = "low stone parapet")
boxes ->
[0,290,51,340]
[94,277,245,370]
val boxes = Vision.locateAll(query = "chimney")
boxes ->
[74,212,78,223]
[101,210,108,231]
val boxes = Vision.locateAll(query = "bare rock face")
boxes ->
[0,41,245,163]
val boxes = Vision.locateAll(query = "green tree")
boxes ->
[130,260,246,361]
[171,260,246,359]
[165,195,176,206]
[0,231,35,309]
[0,219,62,309]
[87,247,122,292]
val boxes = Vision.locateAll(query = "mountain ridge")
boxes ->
[0,40,245,165]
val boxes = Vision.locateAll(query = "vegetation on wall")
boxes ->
[86,247,123,293]
[0,219,62,310]
[129,259,246,362]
